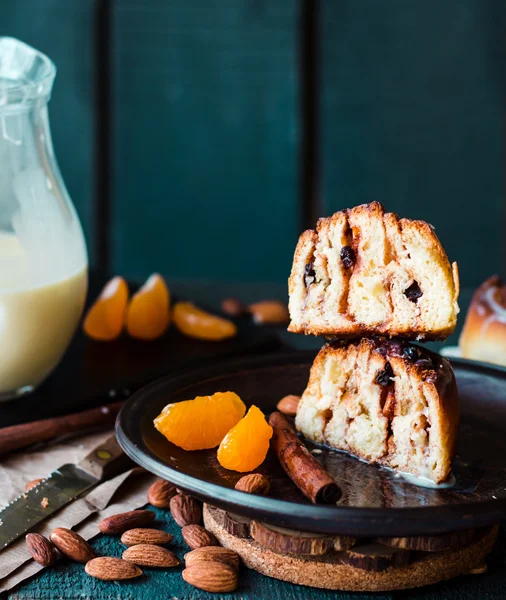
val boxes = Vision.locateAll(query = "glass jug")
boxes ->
[0,38,88,400]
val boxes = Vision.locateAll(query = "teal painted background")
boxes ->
[111,0,299,282]
[0,0,96,265]
[321,0,506,288]
[0,0,504,287]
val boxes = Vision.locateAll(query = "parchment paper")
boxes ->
[0,429,157,593]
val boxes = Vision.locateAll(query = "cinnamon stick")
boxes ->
[0,401,124,456]
[269,411,340,504]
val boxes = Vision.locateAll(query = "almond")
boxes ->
[170,494,202,527]
[276,394,300,417]
[221,297,245,317]
[183,561,238,593]
[85,557,142,580]
[147,478,177,508]
[50,528,94,563]
[184,546,240,571]
[469,563,488,575]
[235,473,270,495]
[248,300,289,324]
[25,533,57,566]
[182,524,218,549]
[121,528,173,547]
[122,544,179,567]
[25,478,44,492]
[98,509,155,535]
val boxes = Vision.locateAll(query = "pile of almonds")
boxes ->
[24,470,271,594]
[22,397,299,593]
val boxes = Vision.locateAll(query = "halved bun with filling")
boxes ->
[295,338,459,484]
[288,202,459,340]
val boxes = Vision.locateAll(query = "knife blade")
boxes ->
[0,434,130,549]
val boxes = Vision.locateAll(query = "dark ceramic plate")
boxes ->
[116,352,506,536]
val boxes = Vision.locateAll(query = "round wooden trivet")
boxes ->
[203,505,498,592]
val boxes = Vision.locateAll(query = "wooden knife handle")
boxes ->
[0,401,124,456]
[77,434,130,480]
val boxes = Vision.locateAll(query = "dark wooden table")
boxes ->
[9,507,506,600]
[7,280,504,599]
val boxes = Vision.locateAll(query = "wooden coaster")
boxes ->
[203,505,498,592]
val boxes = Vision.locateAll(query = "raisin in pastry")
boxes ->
[288,202,460,340]
[295,339,459,484]
[459,275,506,367]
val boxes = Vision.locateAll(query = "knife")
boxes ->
[0,434,130,549]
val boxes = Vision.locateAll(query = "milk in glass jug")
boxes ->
[0,38,88,400]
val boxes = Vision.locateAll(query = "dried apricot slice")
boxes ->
[83,276,129,341]
[173,302,237,341]
[154,391,246,451]
[217,406,273,472]
[126,273,171,340]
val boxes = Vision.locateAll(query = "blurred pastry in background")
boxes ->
[459,275,506,367]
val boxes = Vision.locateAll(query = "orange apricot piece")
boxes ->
[126,273,171,340]
[217,406,273,472]
[173,302,237,341]
[83,276,129,341]
[154,392,246,451]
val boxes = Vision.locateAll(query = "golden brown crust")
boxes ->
[287,230,317,333]
[459,275,506,367]
[452,262,460,300]
[288,229,316,297]
[288,202,459,340]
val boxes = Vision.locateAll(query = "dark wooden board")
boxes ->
[11,506,506,600]
[9,501,506,600]
[117,352,506,537]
